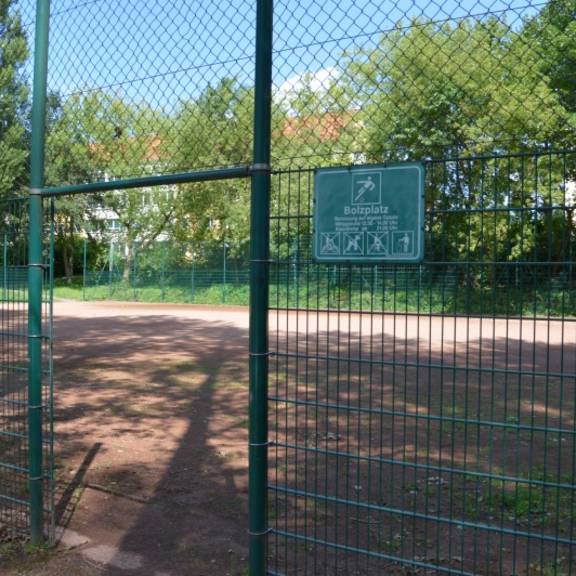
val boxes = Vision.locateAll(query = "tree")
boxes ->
[0,0,29,200]
[345,18,573,162]
[169,79,254,255]
[525,0,576,114]
[171,77,253,171]
[339,15,576,269]
[45,93,102,282]
[273,68,359,169]
[45,91,174,281]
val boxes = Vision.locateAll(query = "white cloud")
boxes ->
[274,67,338,104]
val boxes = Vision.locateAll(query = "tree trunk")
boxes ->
[63,242,74,284]
[122,242,132,284]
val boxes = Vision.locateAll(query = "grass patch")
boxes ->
[461,471,573,527]
[0,531,51,568]
[54,278,250,307]
[53,275,576,317]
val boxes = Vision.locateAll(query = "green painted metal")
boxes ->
[82,238,87,301]
[41,166,251,198]
[313,163,425,263]
[249,0,273,574]
[223,241,228,304]
[76,238,251,305]
[191,253,196,304]
[108,241,114,299]
[13,1,576,574]
[268,152,576,575]
[3,234,7,300]
[132,243,138,300]
[28,0,51,546]
[161,242,166,302]
[46,198,55,544]
[0,197,38,537]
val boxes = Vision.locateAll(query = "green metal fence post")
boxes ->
[191,250,196,303]
[249,1,273,574]
[190,250,196,304]
[223,240,227,304]
[132,242,138,300]
[82,237,87,301]
[108,240,114,298]
[28,0,51,546]
[161,242,166,302]
[3,233,7,301]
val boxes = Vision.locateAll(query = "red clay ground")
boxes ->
[3,301,575,575]
[6,301,252,576]
[265,310,575,575]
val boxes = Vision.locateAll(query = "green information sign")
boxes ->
[313,163,425,263]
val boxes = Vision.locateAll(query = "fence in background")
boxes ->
[73,238,251,304]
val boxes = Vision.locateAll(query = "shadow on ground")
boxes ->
[51,310,251,576]
[4,305,574,576]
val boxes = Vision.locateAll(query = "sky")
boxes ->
[17,0,546,111]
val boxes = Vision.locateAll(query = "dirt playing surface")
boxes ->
[3,301,575,575]
[265,309,575,575]
[6,301,252,576]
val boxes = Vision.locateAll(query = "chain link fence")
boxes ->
[0,0,574,573]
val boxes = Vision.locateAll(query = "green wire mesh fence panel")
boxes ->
[268,0,576,573]
[9,0,576,569]
[44,198,54,543]
[0,197,54,540]
[74,229,253,305]
[268,155,576,575]
[0,198,30,535]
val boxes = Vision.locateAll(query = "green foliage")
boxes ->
[525,0,576,114]
[37,2,576,282]
[0,0,29,200]
[171,78,253,170]
[346,17,575,161]
[54,263,576,317]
